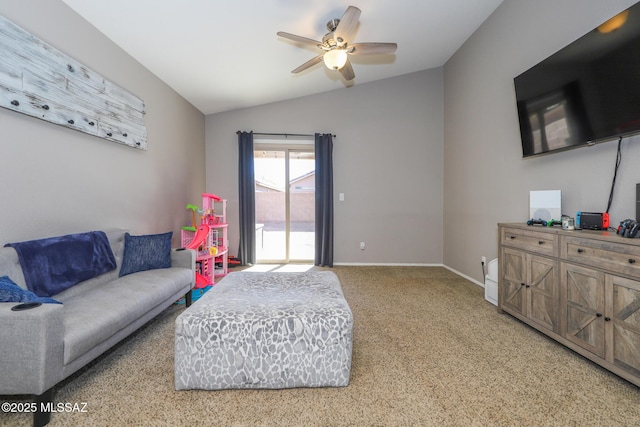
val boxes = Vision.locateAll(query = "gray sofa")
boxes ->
[0,229,195,426]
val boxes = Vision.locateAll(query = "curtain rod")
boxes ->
[237,131,336,138]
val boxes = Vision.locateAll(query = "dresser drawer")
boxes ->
[561,235,640,280]
[500,227,557,256]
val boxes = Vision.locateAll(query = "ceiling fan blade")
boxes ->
[339,59,355,81]
[334,6,361,44]
[277,31,322,49]
[349,42,397,55]
[291,55,324,73]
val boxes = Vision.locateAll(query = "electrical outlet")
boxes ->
[481,256,487,265]
[360,242,365,250]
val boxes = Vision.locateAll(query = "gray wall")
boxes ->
[20,0,630,275]
[205,69,444,264]
[443,0,640,282]
[0,0,205,246]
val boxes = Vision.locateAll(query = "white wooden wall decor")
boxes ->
[0,15,147,150]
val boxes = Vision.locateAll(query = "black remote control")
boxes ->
[11,302,42,311]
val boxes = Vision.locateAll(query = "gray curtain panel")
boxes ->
[315,133,334,267]
[237,131,256,265]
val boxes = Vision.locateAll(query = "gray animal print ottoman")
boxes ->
[174,271,353,390]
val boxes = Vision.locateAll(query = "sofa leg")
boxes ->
[185,289,193,307]
[33,388,54,427]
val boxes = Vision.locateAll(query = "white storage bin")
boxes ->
[484,258,498,306]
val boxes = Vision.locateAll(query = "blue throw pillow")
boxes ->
[0,276,62,304]
[119,231,173,277]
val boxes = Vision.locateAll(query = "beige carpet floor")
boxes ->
[2,266,640,426]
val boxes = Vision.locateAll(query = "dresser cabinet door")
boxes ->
[562,263,605,358]
[501,247,526,315]
[528,254,558,332]
[606,275,640,377]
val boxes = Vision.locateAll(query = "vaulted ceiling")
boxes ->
[62,0,504,115]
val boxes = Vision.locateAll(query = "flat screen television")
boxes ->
[514,2,640,158]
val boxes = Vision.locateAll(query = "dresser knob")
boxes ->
[538,241,544,245]
[596,313,603,318]
[577,248,585,253]
[629,259,636,264]
[605,317,611,322]
[510,236,516,239]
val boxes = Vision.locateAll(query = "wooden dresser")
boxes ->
[498,223,640,387]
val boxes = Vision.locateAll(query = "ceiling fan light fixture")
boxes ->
[323,49,348,70]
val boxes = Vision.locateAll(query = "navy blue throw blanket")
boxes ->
[5,231,117,297]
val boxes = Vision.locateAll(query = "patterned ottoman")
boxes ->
[174,271,353,390]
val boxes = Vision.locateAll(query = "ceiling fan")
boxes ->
[277,6,397,81]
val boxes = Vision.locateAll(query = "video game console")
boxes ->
[576,211,609,230]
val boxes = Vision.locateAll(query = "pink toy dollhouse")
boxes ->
[181,193,228,297]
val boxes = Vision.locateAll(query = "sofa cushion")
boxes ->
[119,232,172,277]
[0,276,62,304]
[59,267,191,365]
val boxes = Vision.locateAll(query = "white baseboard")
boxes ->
[442,265,485,288]
[333,262,442,267]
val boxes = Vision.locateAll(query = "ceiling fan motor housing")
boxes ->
[326,18,340,32]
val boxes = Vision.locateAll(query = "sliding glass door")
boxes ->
[288,150,315,260]
[254,145,315,263]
